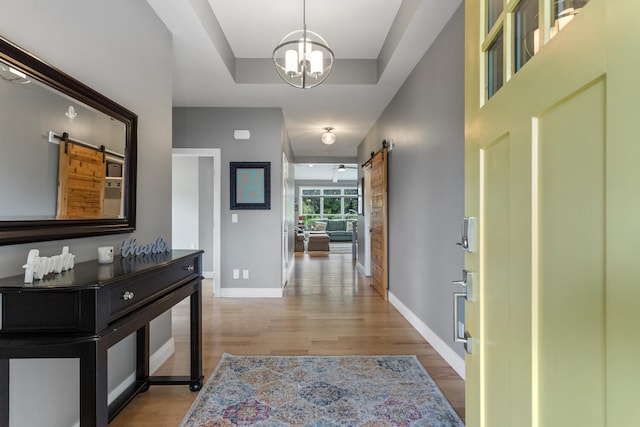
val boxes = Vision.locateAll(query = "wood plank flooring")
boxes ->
[109,253,465,426]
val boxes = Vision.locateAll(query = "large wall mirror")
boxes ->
[0,36,137,245]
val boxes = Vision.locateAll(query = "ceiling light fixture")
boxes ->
[272,0,334,89]
[65,106,77,120]
[321,127,336,145]
[337,165,346,172]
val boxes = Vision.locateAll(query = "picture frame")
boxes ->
[230,162,271,210]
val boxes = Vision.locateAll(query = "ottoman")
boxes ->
[295,233,305,252]
[307,233,330,252]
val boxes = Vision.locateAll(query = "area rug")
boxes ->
[328,242,354,254]
[180,354,464,426]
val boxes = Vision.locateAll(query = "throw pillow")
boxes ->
[314,221,327,231]
[346,221,354,232]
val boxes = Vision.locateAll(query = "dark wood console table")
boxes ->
[0,249,204,427]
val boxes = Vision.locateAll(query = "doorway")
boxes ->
[171,148,221,296]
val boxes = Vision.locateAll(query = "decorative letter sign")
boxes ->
[119,237,171,258]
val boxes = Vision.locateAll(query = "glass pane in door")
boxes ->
[514,0,539,72]
[487,0,504,31]
[487,30,504,99]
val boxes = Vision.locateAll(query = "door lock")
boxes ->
[456,217,477,252]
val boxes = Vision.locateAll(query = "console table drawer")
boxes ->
[1,291,80,332]
[108,256,199,322]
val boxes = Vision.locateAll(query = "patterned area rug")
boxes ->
[180,354,464,426]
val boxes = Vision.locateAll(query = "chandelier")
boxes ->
[272,0,334,89]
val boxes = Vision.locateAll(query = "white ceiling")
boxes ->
[146,0,462,160]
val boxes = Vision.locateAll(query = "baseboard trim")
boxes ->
[150,337,175,374]
[219,287,284,298]
[105,337,175,407]
[388,292,465,379]
[356,261,368,276]
[203,270,214,279]
[107,372,136,406]
[284,256,295,288]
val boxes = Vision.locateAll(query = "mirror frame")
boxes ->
[0,36,137,245]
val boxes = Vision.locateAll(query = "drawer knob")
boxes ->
[184,265,195,272]
[122,291,135,301]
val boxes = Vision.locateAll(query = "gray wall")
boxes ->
[174,107,287,291]
[358,5,466,358]
[0,1,173,425]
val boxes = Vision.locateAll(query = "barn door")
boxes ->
[370,148,388,300]
[56,140,105,219]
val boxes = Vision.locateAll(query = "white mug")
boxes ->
[98,246,114,264]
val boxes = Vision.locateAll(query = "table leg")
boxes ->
[189,280,203,391]
[0,359,8,427]
[79,339,109,427]
[136,326,150,392]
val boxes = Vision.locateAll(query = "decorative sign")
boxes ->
[22,246,75,283]
[119,237,171,257]
[230,162,271,210]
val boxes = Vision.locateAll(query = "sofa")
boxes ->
[311,219,355,242]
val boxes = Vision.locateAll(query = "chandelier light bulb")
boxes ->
[285,50,298,76]
[310,51,323,77]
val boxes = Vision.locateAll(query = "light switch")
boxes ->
[242,270,249,279]
[232,214,238,223]
[233,269,239,279]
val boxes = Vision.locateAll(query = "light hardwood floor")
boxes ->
[109,253,465,426]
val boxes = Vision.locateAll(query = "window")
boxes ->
[487,0,504,31]
[482,0,590,102]
[299,187,358,227]
[514,0,539,72]
[487,30,504,99]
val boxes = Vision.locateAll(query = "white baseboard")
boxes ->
[107,371,137,406]
[284,256,295,287]
[150,337,175,374]
[356,261,369,276]
[203,270,214,279]
[105,337,175,407]
[388,292,465,379]
[219,287,284,298]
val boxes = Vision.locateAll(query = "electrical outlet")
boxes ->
[233,269,239,279]
[242,270,249,279]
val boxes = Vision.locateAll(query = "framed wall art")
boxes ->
[230,162,271,210]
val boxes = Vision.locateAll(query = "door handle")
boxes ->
[451,269,476,354]
[453,292,473,354]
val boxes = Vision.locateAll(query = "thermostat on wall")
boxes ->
[234,130,250,140]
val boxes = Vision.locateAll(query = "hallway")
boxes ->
[110,253,465,425]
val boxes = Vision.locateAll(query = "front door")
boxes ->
[465,0,639,425]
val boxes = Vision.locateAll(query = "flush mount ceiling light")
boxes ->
[337,164,346,172]
[272,0,334,89]
[321,127,336,145]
